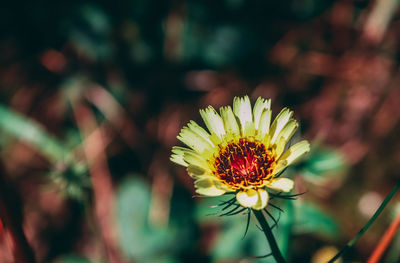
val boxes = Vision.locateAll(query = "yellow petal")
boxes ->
[275,136,286,159]
[236,188,269,210]
[262,133,271,148]
[253,97,271,130]
[183,151,209,170]
[252,188,269,210]
[257,109,272,139]
[177,126,213,154]
[236,189,258,208]
[194,177,226,196]
[220,106,240,137]
[233,96,252,136]
[170,154,187,167]
[279,140,310,165]
[270,108,293,144]
[187,164,208,178]
[199,106,226,140]
[271,159,288,176]
[266,178,294,192]
[275,119,298,147]
[187,120,215,145]
[243,120,256,137]
[171,146,192,167]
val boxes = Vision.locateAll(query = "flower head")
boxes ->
[171,96,310,210]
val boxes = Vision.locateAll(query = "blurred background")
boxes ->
[1,0,400,262]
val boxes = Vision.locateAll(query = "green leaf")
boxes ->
[301,145,347,180]
[292,200,339,239]
[0,104,91,201]
[116,176,192,263]
[0,104,70,162]
[212,216,248,260]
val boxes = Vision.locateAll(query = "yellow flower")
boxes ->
[171,96,310,210]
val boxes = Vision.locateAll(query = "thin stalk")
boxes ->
[253,209,286,263]
[328,181,400,263]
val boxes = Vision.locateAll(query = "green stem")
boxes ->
[253,209,286,263]
[280,200,294,257]
[328,181,400,263]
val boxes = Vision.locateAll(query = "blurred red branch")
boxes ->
[0,162,35,263]
[367,208,400,263]
[85,85,139,149]
[72,103,126,263]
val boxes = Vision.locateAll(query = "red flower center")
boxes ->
[214,139,274,189]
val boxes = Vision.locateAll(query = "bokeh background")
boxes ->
[1,0,400,262]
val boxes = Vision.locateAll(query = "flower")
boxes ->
[171,96,310,210]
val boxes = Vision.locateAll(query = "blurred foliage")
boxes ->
[1,0,400,262]
[292,200,338,239]
[301,143,347,179]
[0,104,69,162]
[116,176,194,262]
[59,255,92,263]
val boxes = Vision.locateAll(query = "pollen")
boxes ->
[214,139,275,190]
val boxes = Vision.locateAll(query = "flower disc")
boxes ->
[214,139,275,190]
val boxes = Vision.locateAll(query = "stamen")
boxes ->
[214,139,274,189]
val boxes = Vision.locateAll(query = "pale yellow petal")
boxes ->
[276,119,298,145]
[172,146,210,169]
[170,154,187,167]
[177,126,214,154]
[236,189,258,208]
[233,96,252,136]
[279,140,310,165]
[187,120,215,145]
[270,108,293,144]
[195,187,225,196]
[200,106,226,140]
[243,120,256,137]
[220,106,240,137]
[273,120,299,159]
[194,177,226,196]
[184,151,210,172]
[271,159,288,176]
[275,136,286,159]
[262,133,271,148]
[187,164,208,178]
[171,146,191,167]
[252,188,269,210]
[257,109,272,139]
[253,97,271,130]
[266,178,294,192]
